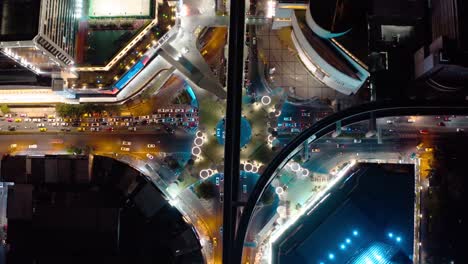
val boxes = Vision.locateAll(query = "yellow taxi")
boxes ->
[77,127,85,132]
[425,147,434,152]
[39,127,47,132]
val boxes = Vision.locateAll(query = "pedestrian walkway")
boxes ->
[0,89,73,104]
[257,25,343,101]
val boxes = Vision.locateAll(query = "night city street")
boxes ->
[0,0,468,264]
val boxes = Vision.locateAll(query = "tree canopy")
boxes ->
[194,181,217,200]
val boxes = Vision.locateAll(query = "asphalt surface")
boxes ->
[0,132,193,155]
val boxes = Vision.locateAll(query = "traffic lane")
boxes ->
[380,115,468,127]
[302,135,457,174]
[201,27,227,64]
[0,121,198,134]
[0,133,194,153]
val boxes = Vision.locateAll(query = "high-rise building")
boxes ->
[430,0,467,50]
[414,0,468,92]
[270,0,370,95]
[0,0,80,75]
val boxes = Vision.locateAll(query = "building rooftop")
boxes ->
[295,10,360,80]
[308,0,354,34]
[0,0,40,42]
[274,163,415,264]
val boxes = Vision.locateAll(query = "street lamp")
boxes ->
[199,169,209,179]
[275,186,284,195]
[192,146,201,156]
[261,96,272,106]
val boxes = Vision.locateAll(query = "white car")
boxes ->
[121,147,130,152]
[386,120,394,124]
[28,144,38,149]
[37,123,45,127]
[122,141,132,146]
[147,144,156,148]
[146,153,154,159]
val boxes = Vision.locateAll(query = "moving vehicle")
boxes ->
[122,141,132,146]
[419,129,429,135]
[121,147,130,152]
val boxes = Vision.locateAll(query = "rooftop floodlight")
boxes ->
[340,244,346,250]
[345,238,351,244]
[396,237,401,242]
[388,232,394,238]
[353,230,359,236]
[328,253,335,260]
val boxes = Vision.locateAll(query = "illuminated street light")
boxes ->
[244,163,253,172]
[261,95,272,106]
[276,206,286,216]
[275,186,284,195]
[290,162,300,172]
[194,137,204,146]
[267,135,275,143]
[199,170,209,179]
[192,146,201,156]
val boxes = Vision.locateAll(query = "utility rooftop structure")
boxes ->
[0,0,79,76]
